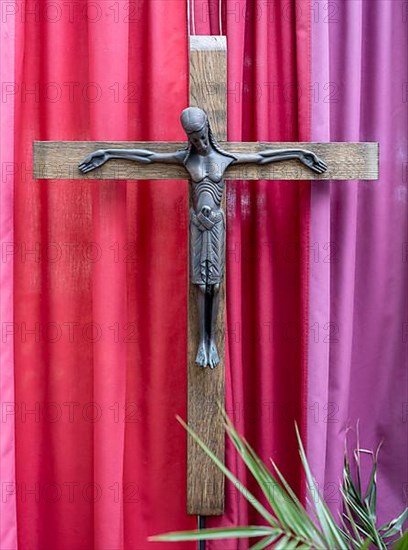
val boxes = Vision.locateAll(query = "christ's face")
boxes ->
[188,127,209,155]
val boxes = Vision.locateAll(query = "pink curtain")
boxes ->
[1,8,17,550]
[308,0,408,523]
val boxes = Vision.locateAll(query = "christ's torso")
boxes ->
[185,150,234,211]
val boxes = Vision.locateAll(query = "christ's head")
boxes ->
[181,107,209,155]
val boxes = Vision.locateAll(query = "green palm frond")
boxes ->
[149,413,407,549]
[150,526,278,542]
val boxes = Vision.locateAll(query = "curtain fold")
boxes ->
[86,11,129,550]
[307,0,331,498]
[308,0,408,522]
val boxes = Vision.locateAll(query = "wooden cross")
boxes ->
[33,36,379,517]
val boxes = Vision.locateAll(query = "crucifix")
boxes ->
[33,36,378,519]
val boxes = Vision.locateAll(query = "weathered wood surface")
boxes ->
[187,35,226,517]
[34,141,379,181]
[189,36,227,140]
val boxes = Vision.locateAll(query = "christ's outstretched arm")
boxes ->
[78,148,185,173]
[232,149,327,174]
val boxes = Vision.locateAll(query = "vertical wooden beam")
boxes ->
[187,35,226,516]
[189,36,227,140]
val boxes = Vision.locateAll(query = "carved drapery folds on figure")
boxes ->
[79,107,327,367]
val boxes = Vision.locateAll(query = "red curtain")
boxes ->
[13,2,193,549]
[12,1,310,548]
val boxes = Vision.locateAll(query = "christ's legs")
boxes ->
[195,284,208,367]
[195,283,220,368]
[190,205,224,368]
[208,284,220,368]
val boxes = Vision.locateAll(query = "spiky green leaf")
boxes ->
[249,533,281,549]
[176,416,276,527]
[223,412,326,548]
[149,526,277,542]
[270,458,329,547]
[381,508,408,539]
[295,424,348,550]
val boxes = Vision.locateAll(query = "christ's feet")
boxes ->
[208,340,220,368]
[195,341,208,368]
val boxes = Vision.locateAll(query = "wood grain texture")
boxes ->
[189,36,227,140]
[187,272,225,516]
[34,141,379,181]
[187,36,226,516]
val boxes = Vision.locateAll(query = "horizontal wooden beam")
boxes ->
[34,141,378,181]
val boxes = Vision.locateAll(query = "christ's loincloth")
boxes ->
[190,207,225,285]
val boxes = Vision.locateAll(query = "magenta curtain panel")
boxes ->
[308,0,408,523]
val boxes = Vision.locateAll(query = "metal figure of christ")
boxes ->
[78,107,327,368]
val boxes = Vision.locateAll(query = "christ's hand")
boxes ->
[79,150,109,173]
[299,151,327,174]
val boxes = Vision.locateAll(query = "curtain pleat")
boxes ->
[307,0,332,498]
[86,8,129,549]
